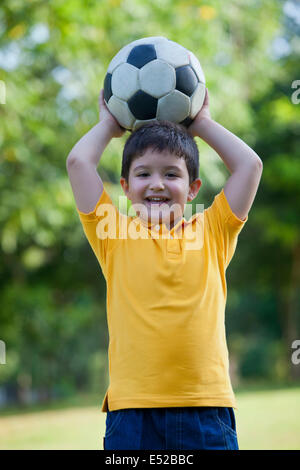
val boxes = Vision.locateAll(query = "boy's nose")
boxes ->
[149,178,165,190]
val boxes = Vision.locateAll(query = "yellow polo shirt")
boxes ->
[76,185,247,412]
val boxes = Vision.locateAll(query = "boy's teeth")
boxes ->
[147,198,167,201]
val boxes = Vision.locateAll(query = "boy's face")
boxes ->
[120,148,202,230]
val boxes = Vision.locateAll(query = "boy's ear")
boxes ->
[120,177,130,198]
[187,178,202,202]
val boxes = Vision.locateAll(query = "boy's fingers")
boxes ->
[205,88,209,104]
[99,89,104,102]
[201,88,209,107]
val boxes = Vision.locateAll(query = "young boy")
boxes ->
[66,88,263,450]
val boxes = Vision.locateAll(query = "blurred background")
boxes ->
[0,0,299,450]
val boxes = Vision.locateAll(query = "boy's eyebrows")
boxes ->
[133,164,182,171]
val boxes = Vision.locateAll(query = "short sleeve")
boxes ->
[205,188,248,268]
[76,188,120,278]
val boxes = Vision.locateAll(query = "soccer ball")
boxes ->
[103,36,206,131]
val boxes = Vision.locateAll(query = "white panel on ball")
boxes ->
[140,60,176,98]
[107,45,132,74]
[156,40,190,68]
[188,50,205,84]
[133,118,159,131]
[111,63,139,100]
[107,96,135,129]
[190,83,206,119]
[157,90,190,123]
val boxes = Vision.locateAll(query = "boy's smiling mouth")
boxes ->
[145,196,170,204]
[145,198,171,206]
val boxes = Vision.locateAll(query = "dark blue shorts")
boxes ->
[103,406,239,450]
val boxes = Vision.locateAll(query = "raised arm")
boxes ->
[66,89,125,214]
[188,89,263,221]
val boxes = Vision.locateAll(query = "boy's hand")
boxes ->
[98,88,126,138]
[187,87,212,138]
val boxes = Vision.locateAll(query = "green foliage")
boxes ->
[0,282,108,398]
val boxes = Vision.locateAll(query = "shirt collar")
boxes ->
[133,212,199,233]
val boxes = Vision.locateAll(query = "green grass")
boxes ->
[0,386,299,450]
[236,386,300,450]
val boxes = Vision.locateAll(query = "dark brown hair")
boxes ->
[121,120,199,184]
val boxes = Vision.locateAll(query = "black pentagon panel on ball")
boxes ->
[127,44,157,69]
[128,90,157,120]
[180,116,194,128]
[175,65,198,97]
[103,73,113,102]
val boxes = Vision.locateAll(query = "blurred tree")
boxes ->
[227,0,300,382]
